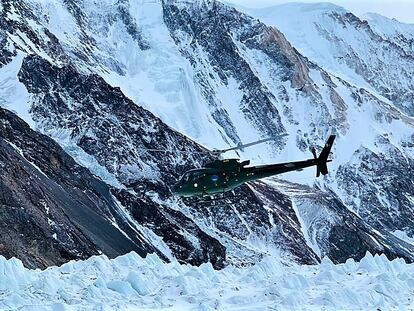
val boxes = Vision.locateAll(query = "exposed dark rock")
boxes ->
[275,181,414,263]
[0,107,161,268]
[337,142,414,237]
[162,0,287,146]
[116,0,150,50]
[112,189,226,268]
[17,55,234,268]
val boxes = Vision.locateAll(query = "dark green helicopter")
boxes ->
[171,135,336,197]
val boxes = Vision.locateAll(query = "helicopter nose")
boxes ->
[172,182,182,194]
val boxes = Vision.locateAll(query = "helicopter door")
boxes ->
[222,172,230,188]
[190,171,204,188]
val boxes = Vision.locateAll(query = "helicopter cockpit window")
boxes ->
[181,171,203,183]
[181,172,191,183]
[191,172,203,181]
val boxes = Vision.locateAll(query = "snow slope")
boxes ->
[242,2,414,116]
[1,251,413,310]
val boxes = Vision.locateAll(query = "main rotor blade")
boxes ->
[140,133,287,156]
[215,134,288,155]
[139,148,209,154]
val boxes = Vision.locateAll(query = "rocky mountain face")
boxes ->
[0,0,414,269]
[0,106,160,268]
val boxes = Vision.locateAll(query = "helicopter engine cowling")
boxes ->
[240,160,250,167]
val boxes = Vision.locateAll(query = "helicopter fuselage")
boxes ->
[172,135,336,197]
[172,158,316,197]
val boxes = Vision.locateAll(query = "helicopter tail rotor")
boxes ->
[310,146,321,177]
[311,135,336,177]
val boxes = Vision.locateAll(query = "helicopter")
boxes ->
[170,134,336,198]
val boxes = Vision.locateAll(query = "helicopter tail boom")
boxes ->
[314,135,336,177]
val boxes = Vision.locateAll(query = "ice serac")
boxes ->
[0,251,413,310]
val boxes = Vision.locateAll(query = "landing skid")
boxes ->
[181,192,242,207]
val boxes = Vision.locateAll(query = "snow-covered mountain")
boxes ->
[0,0,414,269]
[241,3,414,116]
[241,1,414,238]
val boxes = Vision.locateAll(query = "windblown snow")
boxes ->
[1,252,413,310]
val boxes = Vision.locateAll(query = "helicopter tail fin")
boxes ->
[311,135,336,177]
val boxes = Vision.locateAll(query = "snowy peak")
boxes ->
[245,2,414,116]
[363,12,414,55]
[240,2,348,16]
[364,11,414,30]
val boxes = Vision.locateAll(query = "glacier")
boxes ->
[1,251,414,310]
[1,1,414,308]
